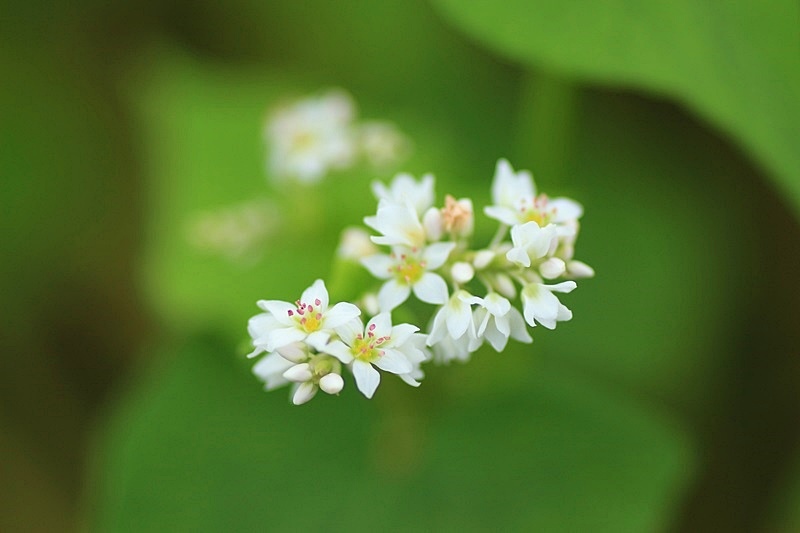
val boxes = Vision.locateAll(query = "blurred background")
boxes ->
[2,0,799,531]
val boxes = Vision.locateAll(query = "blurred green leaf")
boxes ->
[430,0,800,217]
[91,338,693,532]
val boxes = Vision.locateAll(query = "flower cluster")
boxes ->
[264,89,409,183]
[247,159,592,404]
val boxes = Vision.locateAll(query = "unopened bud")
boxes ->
[276,342,308,363]
[283,363,313,383]
[292,382,318,405]
[540,257,566,279]
[568,260,595,278]
[473,249,495,270]
[451,262,475,284]
[494,273,517,299]
[319,373,344,394]
[423,207,443,241]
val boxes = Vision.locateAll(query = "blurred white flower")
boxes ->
[186,199,277,262]
[360,121,411,168]
[337,226,379,260]
[265,89,357,183]
[364,200,427,249]
[371,172,434,216]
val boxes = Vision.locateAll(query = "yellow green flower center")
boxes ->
[391,251,426,285]
[287,298,324,333]
[351,324,389,362]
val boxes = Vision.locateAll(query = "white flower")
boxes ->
[464,293,532,352]
[359,121,410,168]
[371,173,434,216]
[440,195,474,238]
[265,90,357,183]
[186,199,277,262]
[361,242,454,311]
[396,333,430,387]
[337,226,378,260]
[364,200,427,249]
[521,281,577,329]
[506,222,559,268]
[431,330,474,365]
[426,290,478,348]
[319,313,418,399]
[255,279,361,352]
[484,158,583,231]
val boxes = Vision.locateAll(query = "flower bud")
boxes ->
[423,207,443,242]
[540,257,566,279]
[337,227,378,260]
[473,249,495,270]
[451,262,475,284]
[441,195,474,237]
[567,260,595,278]
[283,363,313,383]
[319,373,344,394]
[494,273,517,299]
[292,382,318,405]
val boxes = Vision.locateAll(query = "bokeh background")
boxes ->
[2,0,800,531]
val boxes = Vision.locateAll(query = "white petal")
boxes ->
[422,241,456,269]
[322,301,361,329]
[300,279,329,311]
[275,342,308,363]
[373,349,413,374]
[367,313,393,339]
[253,353,294,390]
[266,326,307,352]
[334,317,364,345]
[549,197,584,222]
[506,246,531,268]
[352,360,381,399]
[483,319,509,352]
[377,279,411,311]
[446,297,472,339]
[360,254,394,279]
[484,205,520,226]
[547,281,577,293]
[292,382,318,405]
[568,260,595,278]
[399,373,422,387]
[389,323,418,347]
[508,308,533,343]
[540,257,566,279]
[304,331,331,351]
[320,339,355,364]
[423,207,443,241]
[413,272,448,305]
[257,300,295,325]
[426,306,448,346]
[484,293,511,317]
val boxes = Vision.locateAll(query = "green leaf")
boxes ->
[431,0,800,217]
[90,338,694,532]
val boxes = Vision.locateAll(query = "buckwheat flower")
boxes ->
[431,329,474,364]
[506,222,559,268]
[426,290,478,347]
[319,313,417,399]
[364,200,427,248]
[371,173,434,216]
[256,279,361,352]
[484,158,583,231]
[337,226,378,260]
[465,292,532,352]
[360,121,411,169]
[521,281,577,329]
[361,242,454,311]
[265,90,357,183]
[440,195,474,238]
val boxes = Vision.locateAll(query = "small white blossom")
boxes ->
[364,200,427,249]
[521,281,577,329]
[319,313,418,399]
[255,279,361,352]
[465,292,532,352]
[360,121,410,168]
[484,158,583,231]
[361,243,454,311]
[451,261,475,284]
[426,290,478,348]
[337,226,379,260]
[371,173,434,216]
[506,222,559,268]
[265,90,357,183]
